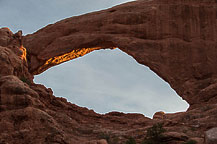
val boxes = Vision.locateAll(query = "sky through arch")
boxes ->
[34,49,189,118]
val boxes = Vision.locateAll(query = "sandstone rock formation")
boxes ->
[153,111,165,119]
[24,0,217,106]
[0,0,217,143]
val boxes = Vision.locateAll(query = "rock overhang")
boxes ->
[23,0,217,105]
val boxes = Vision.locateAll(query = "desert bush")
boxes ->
[125,137,136,144]
[182,140,197,144]
[142,123,166,144]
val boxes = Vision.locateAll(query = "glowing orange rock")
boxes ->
[19,45,27,61]
[36,47,102,74]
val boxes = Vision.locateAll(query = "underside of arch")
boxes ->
[36,47,116,74]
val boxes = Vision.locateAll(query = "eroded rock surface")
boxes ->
[0,0,217,143]
[24,0,217,105]
[205,127,217,144]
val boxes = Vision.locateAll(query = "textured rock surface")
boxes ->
[0,28,31,81]
[153,111,165,119]
[205,127,217,144]
[24,0,217,105]
[0,0,217,143]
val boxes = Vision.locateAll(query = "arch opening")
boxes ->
[34,48,189,118]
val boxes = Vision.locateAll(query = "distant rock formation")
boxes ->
[0,0,217,143]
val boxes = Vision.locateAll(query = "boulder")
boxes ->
[205,127,217,144]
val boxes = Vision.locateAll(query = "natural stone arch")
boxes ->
[24,0,217,105]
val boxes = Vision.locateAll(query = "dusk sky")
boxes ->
[0,0,189,118]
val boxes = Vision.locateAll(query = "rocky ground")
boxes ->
[0,0,217,143]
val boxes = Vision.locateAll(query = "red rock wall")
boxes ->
[24,0,217,105]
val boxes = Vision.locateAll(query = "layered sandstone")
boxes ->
[24,0,217,105]
[0,0,217,143]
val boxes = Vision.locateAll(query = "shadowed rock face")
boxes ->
[24,0,217,105]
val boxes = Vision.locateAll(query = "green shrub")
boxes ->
[142,123,166,144]
[125,137,136,144]
[182,140,197,144]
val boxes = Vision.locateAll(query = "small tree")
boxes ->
[125,137,136,144]
[142,123,166,144]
